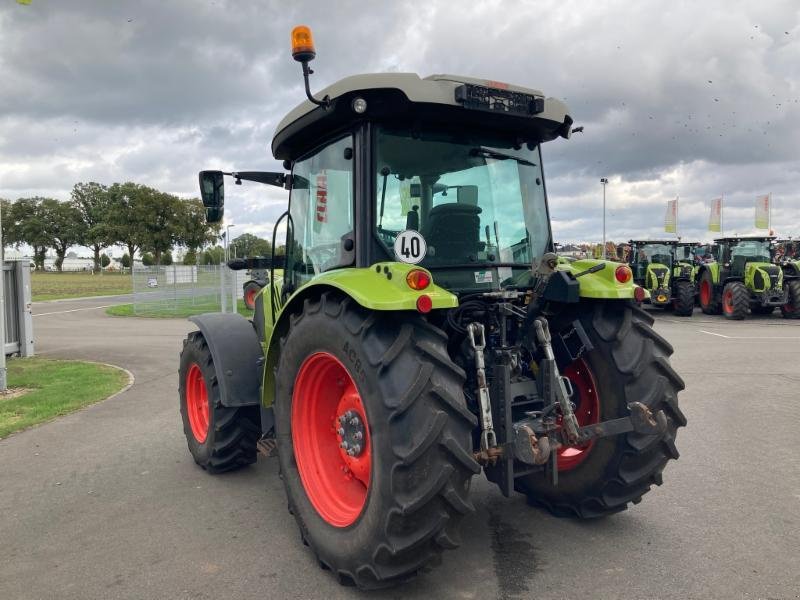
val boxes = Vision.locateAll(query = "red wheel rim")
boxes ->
[558,358,600,471]
[292,352,371,527]
[699,279,711,307]
[186,363,210,443]
[245,287,257,309]
[723,289,733,314]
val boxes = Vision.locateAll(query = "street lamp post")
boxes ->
[600,178,608,259]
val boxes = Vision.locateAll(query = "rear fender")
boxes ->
[558,259,640,299]
[188,313,263,407]
[260,264,458,407]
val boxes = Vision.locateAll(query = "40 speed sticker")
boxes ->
[393,230,427,264]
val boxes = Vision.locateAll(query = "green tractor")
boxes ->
[773,239,800,317]
[627,240,696,316]
[697,236,793,319]
[178,27,686,589]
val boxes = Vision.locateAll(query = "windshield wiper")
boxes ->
[469,147,537,167]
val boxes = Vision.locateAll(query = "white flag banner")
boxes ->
[664,198,677,233]
[709,198,722,232]
[755,194,769,229]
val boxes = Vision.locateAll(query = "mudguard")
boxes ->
[188,313,263,407]
[558,259,639,299]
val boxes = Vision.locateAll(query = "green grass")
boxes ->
[32,271,132,301]
[106,299,253,318]
[0,357,130,439]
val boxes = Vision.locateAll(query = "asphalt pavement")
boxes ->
[1,298,799,599]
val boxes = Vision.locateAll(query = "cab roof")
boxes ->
[713,235,775,243]
[271,73,573,160]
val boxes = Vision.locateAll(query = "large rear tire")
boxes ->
[672,280,695,316]
[516,302,686,518]
[722,281,749,320]
[179,332,260,473]
[274,292,479,589]
[781,280,800,319]
[699,271,721,314]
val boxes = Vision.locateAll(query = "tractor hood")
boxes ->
[272,73,573,161]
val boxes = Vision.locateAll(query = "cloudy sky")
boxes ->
[1,0,798,250]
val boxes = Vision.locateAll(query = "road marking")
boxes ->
[698,329,800,340]
[33,305,115,317]
[698,330,728,338]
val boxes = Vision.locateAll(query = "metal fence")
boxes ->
[4,260,34,357]
[132,264,248,316]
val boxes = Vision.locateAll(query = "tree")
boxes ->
[107,182,152,264]
[141,252,155,266]
[177,198,220,255]
[202,245,224,265]
[121,253,132,268]
[11,198,51,269]
[183,249,198,265]
[41,198,85,271]
[138,191,182,265]
[231,232,271,258]
[71,182,113,272]
[100,253,111,268]
[161,251,173,266]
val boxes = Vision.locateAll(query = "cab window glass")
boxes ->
[288,137,354,287]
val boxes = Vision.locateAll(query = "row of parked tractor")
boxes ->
[566,236,799,320]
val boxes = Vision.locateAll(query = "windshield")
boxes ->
[730,240,771,263]
[636,244,673,264]
[675,245,694,261]
[374,127,550,269]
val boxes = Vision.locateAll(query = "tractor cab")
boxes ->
[715,236,775,277]
[628,240,676,292]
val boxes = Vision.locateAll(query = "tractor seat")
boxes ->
[422,203,482,263]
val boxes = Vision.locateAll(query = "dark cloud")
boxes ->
[1,0,798,248]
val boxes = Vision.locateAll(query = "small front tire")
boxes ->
[179,332,260,473]
[722,282,749,320]
[672,280,695,316]
[781,280,800,319]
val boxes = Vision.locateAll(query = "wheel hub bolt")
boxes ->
[337,409,366,457]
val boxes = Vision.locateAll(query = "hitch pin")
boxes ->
[467,323,497,451]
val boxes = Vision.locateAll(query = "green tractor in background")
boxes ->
[178,27,686,589]
[627,240,696,316]
[697,236,794,319]
[773,238,800,317]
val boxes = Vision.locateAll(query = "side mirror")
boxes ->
[199,170,224,223]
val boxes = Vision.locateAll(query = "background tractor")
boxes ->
[178,27,686,590]
[697,236,792,319]
[627,240,695,316]
[773,239,800,317]
[241,257,270,310]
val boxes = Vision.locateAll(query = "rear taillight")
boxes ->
[406,269,431,290]
[615,265,632,283]
[634,286,646,303]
